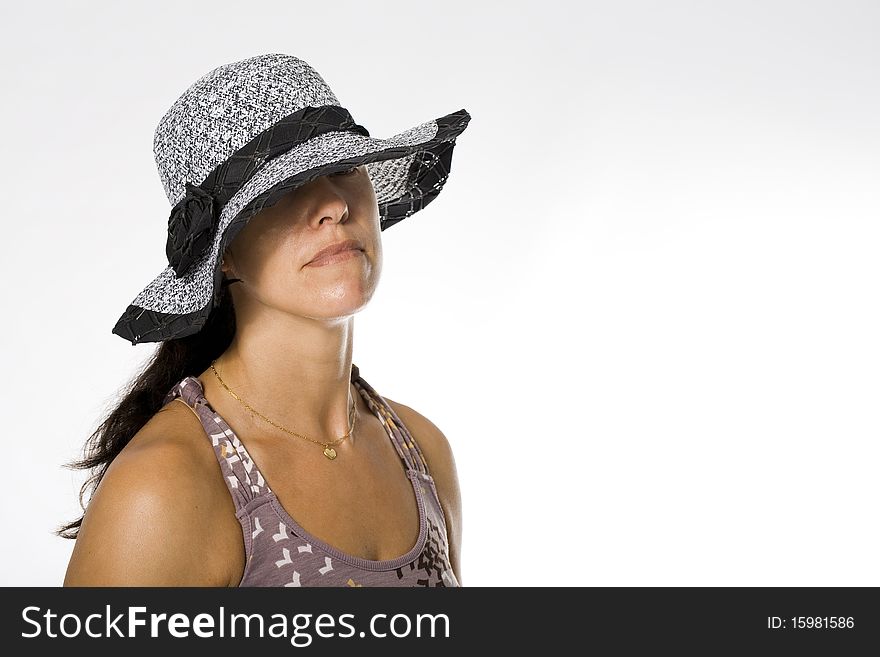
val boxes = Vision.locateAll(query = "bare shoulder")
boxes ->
[383,396,463,584]
[384,399,457,483]
[63,401,242,586]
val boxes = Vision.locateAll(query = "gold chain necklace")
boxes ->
[209,359,357,460]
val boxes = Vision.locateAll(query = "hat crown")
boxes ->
[153,53,341,207]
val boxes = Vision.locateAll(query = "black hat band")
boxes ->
[165,104,370,277]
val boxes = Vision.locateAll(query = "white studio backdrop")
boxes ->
[1,0,877,586]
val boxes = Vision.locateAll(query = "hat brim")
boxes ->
[112,109,470,345]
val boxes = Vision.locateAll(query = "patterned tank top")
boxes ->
[161,364,458,587]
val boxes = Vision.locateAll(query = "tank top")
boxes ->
[161,364,459,587]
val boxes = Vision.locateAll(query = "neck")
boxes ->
[204,310,358,446]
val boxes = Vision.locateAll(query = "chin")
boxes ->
[309,285,374,315]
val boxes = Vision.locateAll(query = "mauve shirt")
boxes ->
[162,364,458,587]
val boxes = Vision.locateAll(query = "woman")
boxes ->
[59,53,471,587]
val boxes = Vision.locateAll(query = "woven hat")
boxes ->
[111,53,471,345]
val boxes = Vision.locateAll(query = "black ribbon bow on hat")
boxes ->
[165,182,218,277]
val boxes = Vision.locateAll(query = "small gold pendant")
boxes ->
[323,446,337,460]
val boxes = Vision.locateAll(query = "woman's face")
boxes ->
[221,164,383,322]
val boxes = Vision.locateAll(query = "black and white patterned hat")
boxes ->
[111,53,471,345]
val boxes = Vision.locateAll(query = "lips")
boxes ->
[306,238,365,266]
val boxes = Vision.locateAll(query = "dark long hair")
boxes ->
[55,276,240,539]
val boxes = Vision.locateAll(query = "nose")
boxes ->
[307,176,350,228]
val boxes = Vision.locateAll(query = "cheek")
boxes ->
[230,229,286,281]
[370,245,383,288]
[239,241,295,289]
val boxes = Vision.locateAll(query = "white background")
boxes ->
[1,0,878,586]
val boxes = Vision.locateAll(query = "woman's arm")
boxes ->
[63,433,237,586]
